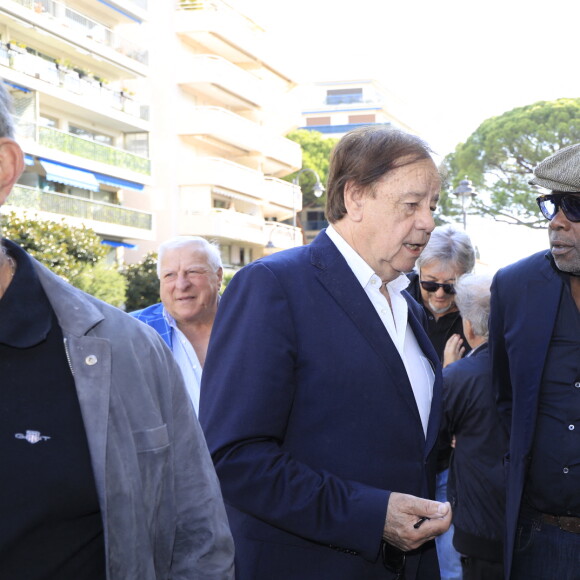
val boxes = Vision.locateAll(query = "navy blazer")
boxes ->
[489,250,563,578]
[200,230,443,580]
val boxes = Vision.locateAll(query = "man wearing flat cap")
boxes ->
[489,143,580,579]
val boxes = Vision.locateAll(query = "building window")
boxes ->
[69,124,113,146]
[348,114,376,124]
[125,132,149,157]
[326,88,363,105]
[306,116,331,126]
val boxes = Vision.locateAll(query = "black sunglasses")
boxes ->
[420,280,456,295]
[536,192,580,223]
[381,541,406,579]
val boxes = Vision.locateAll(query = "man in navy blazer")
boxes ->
[200,126,452,579]
[489,143,580,579]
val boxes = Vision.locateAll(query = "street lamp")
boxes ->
[292,168,325,228]
[453,177,477,230]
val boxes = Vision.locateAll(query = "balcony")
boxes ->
[175,0,292,84]
[16,122,151,175]
[263,176,301,212]
[181,107,301,173]
[0,44,148,124]
[185,157,262,198]
[5,0,148,66]
[180,55,266,109]
[179,207,266,246]
[6,184,153,238]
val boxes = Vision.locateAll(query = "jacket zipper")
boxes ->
[63,337,75,376]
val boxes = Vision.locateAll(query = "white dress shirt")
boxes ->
[326,225,434,435]
[164,309,203,416]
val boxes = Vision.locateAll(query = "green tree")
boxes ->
[444,98,580,228]
[122,252,159,312]
[285,129,338,208]
[3,212,107,280]
[1,212,128,306]
[75,261,127,309]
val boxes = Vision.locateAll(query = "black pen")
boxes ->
[413,516,430,529]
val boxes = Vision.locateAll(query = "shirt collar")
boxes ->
[0,239,52,347]
[326,224,410,293]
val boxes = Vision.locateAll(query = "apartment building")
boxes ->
[0,0,153,262]
[300,79,412,139]
[148,0,302,270]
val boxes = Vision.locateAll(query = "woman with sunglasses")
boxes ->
[406,224,476,580]
[406,225,476,368]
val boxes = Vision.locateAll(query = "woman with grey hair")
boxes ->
[407,224,476,366]
[443,273,507,580]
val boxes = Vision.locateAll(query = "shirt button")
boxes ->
[85,355,98,366]
[564,467,570,474]
[570,425,575,431]
[381,309,387,315]
[370,278,377,286]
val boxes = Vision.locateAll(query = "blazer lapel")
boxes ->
[310,232,424,430]
[519,255,562,444]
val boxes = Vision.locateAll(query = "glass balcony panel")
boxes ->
[9,184,153,231]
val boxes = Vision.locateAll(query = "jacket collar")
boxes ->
[33,258,104,338]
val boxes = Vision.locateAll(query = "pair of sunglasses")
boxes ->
[381,541,406,578]
[419,280,456,295]
[536,192,580,223]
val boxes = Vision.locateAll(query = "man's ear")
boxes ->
[343,180,366,222]
[0,138,24,207]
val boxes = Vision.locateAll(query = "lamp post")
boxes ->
[453,177,477,230]
[292,167,325,244]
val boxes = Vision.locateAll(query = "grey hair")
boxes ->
[453,273,493,339]
[157,236,222,277]
[416,224,475,275]
[0,81,15,139]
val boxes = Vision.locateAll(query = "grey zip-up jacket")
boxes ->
[33,257,235,579]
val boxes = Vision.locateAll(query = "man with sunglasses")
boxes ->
[489,143,580,579]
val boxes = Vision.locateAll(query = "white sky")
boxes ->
[240,0,579,157]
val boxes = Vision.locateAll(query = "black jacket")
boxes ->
[444,344,508,562]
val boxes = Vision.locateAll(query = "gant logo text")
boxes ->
[15,430,51,444]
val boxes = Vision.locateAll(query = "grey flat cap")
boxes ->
[530,143,580,192]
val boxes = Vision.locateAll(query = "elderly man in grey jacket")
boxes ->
[0,83,234,578]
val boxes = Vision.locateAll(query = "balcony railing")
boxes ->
[10,0,148,65]
[0,44,148,121]
[16,121,151,175]
[8,184,153,230]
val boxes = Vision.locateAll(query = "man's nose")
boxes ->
[550,207,570,230]
[175,272,191,289]
[418,206,436,233]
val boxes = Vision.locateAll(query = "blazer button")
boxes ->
[85,355,98,366]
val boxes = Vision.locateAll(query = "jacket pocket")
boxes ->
[133,424,170,452]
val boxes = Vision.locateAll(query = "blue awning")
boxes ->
[101,240,137,249]
[40,159,100,192]
[24,154,35,166]
[93,172,144,191]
